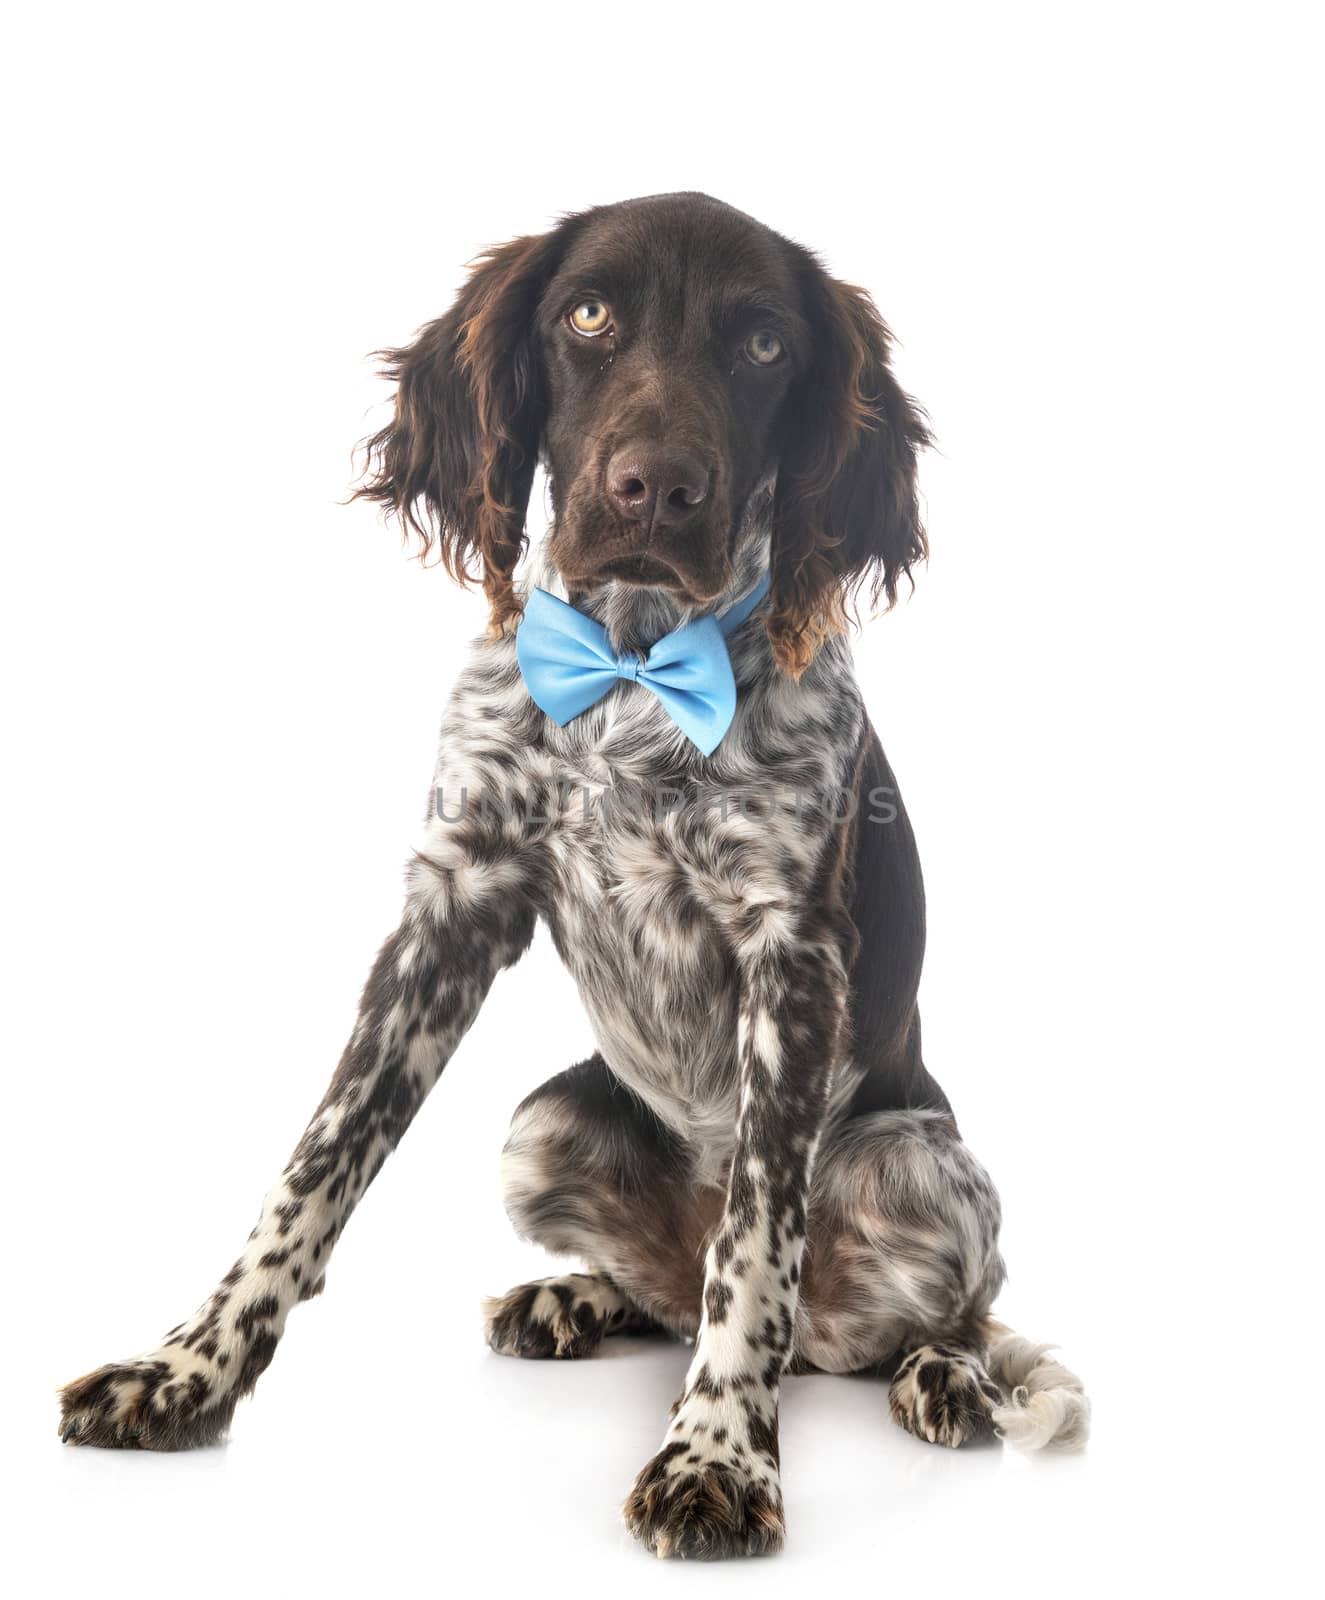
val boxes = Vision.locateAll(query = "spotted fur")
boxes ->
[58,194,1088,1556]
[888,1344,1004,1448]
[483,1273,659,1359]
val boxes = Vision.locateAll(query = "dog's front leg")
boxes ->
[59,810,536,1450]
[623,898,851,1559]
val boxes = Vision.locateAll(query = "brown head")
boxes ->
[354,193,930,676]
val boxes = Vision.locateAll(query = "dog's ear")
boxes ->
[767,259,932,677]
[353,230,565,634]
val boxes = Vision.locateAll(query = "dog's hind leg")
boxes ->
[798,1110,1006,1446]
[490,1053,717,1343]
[888,1326,1090,1449]
[797,1108,1006,1376]
[797,1107,1088,1450]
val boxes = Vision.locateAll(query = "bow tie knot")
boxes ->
[515,574,770,756]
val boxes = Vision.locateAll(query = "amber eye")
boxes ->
[744,329,784,366]
[568,299,611,336]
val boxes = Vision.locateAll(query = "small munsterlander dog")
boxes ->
[59,193,1088,1559]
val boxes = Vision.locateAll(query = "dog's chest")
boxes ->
[537,754,747,1156]
[441,635,862,1160]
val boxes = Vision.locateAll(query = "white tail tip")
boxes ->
[986,1328,1091,1451]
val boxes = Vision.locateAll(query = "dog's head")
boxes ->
[354,193,930,675]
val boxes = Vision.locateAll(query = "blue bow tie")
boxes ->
[515,573,771,756]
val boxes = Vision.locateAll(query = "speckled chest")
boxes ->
[539,754,745,1147]
[436,627,865,1157]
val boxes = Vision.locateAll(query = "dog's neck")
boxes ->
[524,513,772,658]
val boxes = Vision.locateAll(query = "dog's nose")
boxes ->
[606,448,709,532]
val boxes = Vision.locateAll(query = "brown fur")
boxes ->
[768,276,932,676]
[352,230,567,633]
[351,195,931,673]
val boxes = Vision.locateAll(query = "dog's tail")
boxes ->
[982,1319,1091,1451]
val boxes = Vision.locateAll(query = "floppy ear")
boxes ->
[767,262,932,677]
[353,230,564,634]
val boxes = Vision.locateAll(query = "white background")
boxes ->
[2,3,1320,1594]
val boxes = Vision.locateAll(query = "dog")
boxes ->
[58,192,1089,1559]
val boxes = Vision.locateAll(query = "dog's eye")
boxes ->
[743,330,784,366]
[568,300,612,336]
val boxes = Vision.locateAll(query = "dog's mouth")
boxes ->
[550,504,731,604]
[593,553,688,588]
[554,535,715,598]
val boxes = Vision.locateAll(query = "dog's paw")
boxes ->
[623,1442,785,1560]
[483,1274,651,1360]
[888,1343,1002,1448]
[58,1346,243,1451]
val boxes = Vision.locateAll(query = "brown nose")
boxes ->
[606,447,709,533]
